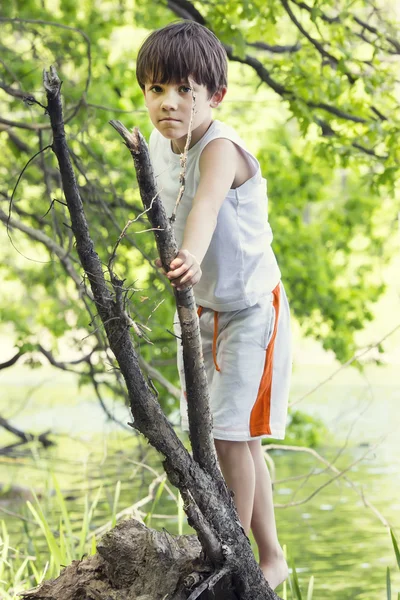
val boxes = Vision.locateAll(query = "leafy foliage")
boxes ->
[266,409,331,448]
[0,0,399,411]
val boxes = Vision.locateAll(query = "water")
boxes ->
[0,362,399,599]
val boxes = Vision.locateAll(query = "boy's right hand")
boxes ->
[154,250,202,290]
[167,249,202,290]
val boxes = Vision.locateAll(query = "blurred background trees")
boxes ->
[0,3,399,598]
[0,0,399,408]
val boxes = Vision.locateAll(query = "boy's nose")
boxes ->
[161,92,178,111]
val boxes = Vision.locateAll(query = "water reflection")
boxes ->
[0,363,399,599]
[1,433,399,600]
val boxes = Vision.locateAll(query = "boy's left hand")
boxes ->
[167,249,202,291]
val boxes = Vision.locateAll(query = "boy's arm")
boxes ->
[166,138,239,290]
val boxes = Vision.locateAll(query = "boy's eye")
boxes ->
[179,85,192,93]
[149,85,163,93]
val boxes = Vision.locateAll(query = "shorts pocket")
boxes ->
[263,299,276,349]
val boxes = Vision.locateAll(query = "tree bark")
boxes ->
[26,66,281,600]
[109,122,220,483]
[21,519,238,600]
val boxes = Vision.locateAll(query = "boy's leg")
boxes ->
[248,439,288,589]
[214,439,255,534]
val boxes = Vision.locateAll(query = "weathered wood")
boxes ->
[29,67,281,600]
[21,519,237,600]
[109,121,219,484]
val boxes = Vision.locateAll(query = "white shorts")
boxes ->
[174,282,292,441]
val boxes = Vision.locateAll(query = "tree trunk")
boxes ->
[24,66,281,600]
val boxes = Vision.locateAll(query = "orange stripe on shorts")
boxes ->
[249,283,281,437]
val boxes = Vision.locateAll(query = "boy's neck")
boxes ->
[170,118,214,154]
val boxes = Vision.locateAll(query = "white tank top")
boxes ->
[149,119,281,311]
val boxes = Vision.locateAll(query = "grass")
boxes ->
[0,444,399,600]
[1,476,398,600]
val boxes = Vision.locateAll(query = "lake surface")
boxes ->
[0,361,399,599]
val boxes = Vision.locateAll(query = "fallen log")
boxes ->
[21,519,238,600]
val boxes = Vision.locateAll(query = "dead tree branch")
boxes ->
[42,66,280,600]
[0,415,53,448]
[109,120,220,483]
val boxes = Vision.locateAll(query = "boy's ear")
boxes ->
[210,86,227,108]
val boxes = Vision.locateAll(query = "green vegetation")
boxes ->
[0,1,399,419]
[267,410,331,448]
[0,1,399,598]
[1,474,398,598]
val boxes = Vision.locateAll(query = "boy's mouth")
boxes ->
[159,118,180,122]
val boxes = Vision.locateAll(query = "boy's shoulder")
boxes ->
[148,120,250,166]
[204,120,249,155]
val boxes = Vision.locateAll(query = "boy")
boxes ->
[136,21,291,590]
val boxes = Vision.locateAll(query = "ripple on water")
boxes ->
[277,488,293,495]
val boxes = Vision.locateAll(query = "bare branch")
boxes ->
[179,487,224,564]
[0,116,51,131]
[0,351,24,370]
[0,17,92,94]
[290,321,400,407]
[109,120,221,482]
[280,0,351,79]
[0,207,87,294]
[268,439,391,527]
[0,81,37,103]
[87,360,132,431]
[248,41,301,53]
[186,566,232,600]
[0,414,54,448]
[137,354,180,400]
[108,191,161,271]
[6,144,52,237]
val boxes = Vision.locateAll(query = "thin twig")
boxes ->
[269,436,391,525]
[107,191,162,270]
[171,79,196,222]
[7,145,52,237]
[290,322,400,407]
[186,566,231,600]
[0,17,92,94]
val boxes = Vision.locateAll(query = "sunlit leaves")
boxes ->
[0,0,399,386]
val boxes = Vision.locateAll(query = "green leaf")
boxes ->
[177,492,185,536]
[111,481,121,529]
[90,535,97,556]
[307,575,314,600]
[386,567,391,600]
[390,529,400,570]
[145,477,166,528]
[26,500,62,574]
[291,561,303,600]
[52,474,73,561]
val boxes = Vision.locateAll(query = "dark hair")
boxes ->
[136,21,227,96]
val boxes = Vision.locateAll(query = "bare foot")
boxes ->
[260,554,289,590]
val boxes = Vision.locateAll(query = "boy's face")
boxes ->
[143,79,226,151]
